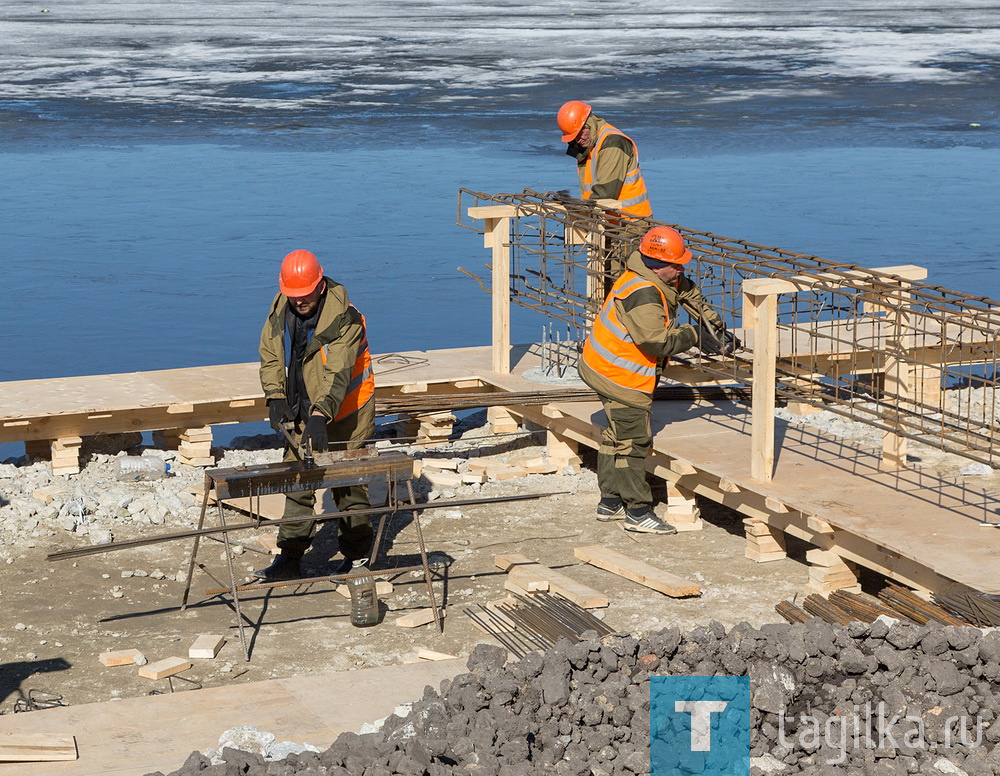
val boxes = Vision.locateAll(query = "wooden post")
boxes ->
[488,216,511,374]
[742,279,779,482]
[882,281,913,470]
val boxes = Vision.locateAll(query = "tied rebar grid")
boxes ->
[458,188,1000,469]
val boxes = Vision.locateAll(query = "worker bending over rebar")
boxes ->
[254,249,376,581]
[578,227,738,535]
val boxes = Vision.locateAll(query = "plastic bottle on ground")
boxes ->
[347,563,379,627]
[114,455,170,482]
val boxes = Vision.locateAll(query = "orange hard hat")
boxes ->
[557,100,592,142]
[279,250,324,297]
[638,227,692,264]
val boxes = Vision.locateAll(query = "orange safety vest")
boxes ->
[323,306,375,421]
[581,271,666,394]
[579,121,652,219]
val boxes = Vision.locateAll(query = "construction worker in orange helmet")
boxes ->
[254,249,377,581]
[556,100,652,219]
[578,226,739,535]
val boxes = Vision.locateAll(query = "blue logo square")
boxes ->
[650,676,754,775]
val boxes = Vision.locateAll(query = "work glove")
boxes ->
[267,398,294,431]
[720,328,742,357]
[694,322,724,356]
[303,414,329,453]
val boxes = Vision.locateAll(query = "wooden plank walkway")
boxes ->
[1,344,997,596]
[0,659,464,776]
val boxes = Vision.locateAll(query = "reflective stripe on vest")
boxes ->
[579,121,652,219]
[333,307,376,421]
[581,271,666,394]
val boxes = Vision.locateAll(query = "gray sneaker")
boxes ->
[596,497,625,522]
[623,507,677,535]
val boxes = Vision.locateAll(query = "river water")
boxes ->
[1,0,998,386]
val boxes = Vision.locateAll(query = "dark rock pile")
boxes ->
[153,618,1000,776]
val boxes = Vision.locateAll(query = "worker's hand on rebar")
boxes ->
[267,398,294,431]
[304,414,328,453]
[721,329,742,357]
[694,322,724,356]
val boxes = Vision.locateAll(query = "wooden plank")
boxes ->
[138,657,192,681]
[188,635,225,659]
[0,734,77,762]
[416,649,458,661]
[745,288,777,481]
[490,217,511,374]
[394,608,445,628]
[573,545,701,598]
[99,648,144,667]
[496,553,609,608]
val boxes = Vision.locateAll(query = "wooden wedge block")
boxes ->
[188,634,225,659]
[257,534,279,554]
[420,457,463,471]
[394,607,445,628]
[497,553,609,608]
[32,484,69,504]
[573,545,701,598]
[99,648,144,667]
[138,656,192,681]
[0,733,77,762]
[416,649,459,661]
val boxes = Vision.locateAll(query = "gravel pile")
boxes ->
[153,618,1000,776]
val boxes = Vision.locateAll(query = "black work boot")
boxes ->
[252,553,303,581]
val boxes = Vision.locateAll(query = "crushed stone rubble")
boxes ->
[152,619,1000,776]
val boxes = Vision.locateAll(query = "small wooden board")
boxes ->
[138,657,192,681]
[0,733,77,763]
[99,648,144,667]
[494,553,608,609]
[416,649,458,661]
[394,607,445,628]
[188,634,225,659]
[573,545,701,598]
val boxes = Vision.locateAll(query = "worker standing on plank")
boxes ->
[578,227,737,534]
[253,249,376,581]
[557,100,652,219]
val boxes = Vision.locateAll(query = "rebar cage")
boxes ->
[458,188,1000,469]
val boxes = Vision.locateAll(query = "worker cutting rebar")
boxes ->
[579,226,739,535]
[255,249,377,581]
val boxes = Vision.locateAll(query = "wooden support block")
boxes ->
[394,607,445,628]
[180,425,213,440]
[786,401,822,416]
[574,545,700,598]
[466,460,491,473]
[744,518,787,563]
[805,515,836,535]
[420,457,463,471]
[488,407,519,435]
[188,634,225,659]
[177,456,216,467]
[718,478,740,494]
[152,429,182,450]
[546,429,580,472]
[99,648,144,667]
[462,472,486,484]
[486,465,527,481]
[416,649,459,661]
[806,549,844,567]
[138,656,192,681]
[423,469,465,489]
[166,403,195,414]
[746,549,789,563]
[400,382,429,394]
[496,554,609,609]
[33,484,69,503]
[764,497,790,513]
[52,436,83,451]
[668,459,697,476]
[0,733,77,762]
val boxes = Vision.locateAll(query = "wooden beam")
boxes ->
[138,657,192,681]
[394,607,445,628]
[0,734,77,762]
[467,204,518,219]
[99,648,144,667]
[494,553,609,608]
[188,634,225,659]
[573,545,700,597]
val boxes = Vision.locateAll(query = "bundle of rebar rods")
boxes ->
[828,589,914,624]
[878,582,969,626]
[802,594,855,625]
[376,384,751,416]
[464,592,615,658]
[775,600,811,624]
[935,588,1000,627]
